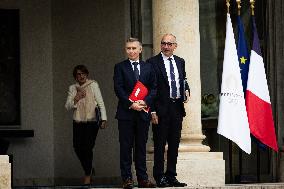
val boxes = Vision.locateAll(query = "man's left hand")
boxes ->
[184,90,190,103]
[136,100,147,107]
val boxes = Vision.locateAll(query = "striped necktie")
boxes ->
[132,62,139,81]
[168,58,177,98]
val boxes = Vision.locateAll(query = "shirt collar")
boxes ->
[76,79,91,87]
[161,52,174,62]
[129,59,140,64]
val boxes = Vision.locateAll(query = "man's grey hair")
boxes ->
[126,37,142,46]
[161,33,177,44]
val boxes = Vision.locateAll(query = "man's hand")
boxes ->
[100,120,107,129]
[151,113,159,125]
[184,90,190,103]
[136,100,147,107]
[74,88,86,104]
[130,102,144,111]
[136,100,148,112]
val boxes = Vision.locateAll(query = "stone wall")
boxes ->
[0,155,11,189]
[0,0,130,186]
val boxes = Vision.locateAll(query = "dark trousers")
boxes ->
[152,100,183,180]
[73,121,99,176]
[118,113,150,181]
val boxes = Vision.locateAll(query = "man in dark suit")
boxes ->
[146,34,190,187]
[113,38,157,189]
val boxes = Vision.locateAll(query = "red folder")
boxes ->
[129,81,149,112]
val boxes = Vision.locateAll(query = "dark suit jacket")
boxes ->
[113,59,157,121]
[146,53,188,117]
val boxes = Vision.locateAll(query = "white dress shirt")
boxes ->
[161,52,181,98]
[129,59,140,75]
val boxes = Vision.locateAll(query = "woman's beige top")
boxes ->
[65,79,107,122]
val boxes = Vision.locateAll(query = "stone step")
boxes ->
[12,183,284,189]
[0,155,9,163]
[0,155,11,189]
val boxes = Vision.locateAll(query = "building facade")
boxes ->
[0,0,283,187]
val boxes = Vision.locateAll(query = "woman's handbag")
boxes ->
[95,106,102,125]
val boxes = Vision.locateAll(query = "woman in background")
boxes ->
[65,64,107,185]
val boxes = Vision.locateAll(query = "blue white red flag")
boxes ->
[245,16,278,152]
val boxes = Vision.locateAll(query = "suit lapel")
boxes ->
[124,60,136,85]
[157,54,169,85]
[139,60,145,81]
[174,55,183,80]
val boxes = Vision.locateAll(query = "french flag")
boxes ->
[245,16,278,152]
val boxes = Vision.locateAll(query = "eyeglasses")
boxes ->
[161,42,176,47]
[76,72,86,76]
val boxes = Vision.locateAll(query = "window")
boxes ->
[0,9,20,127]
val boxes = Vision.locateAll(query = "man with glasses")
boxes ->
[146,34,190,187]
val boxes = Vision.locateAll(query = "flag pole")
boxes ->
[250,0,261,181]
[250,0,255,16]
[226,0,230,13]
[236,0,241,16]
[236,0,244,181]
[225,1,234,182]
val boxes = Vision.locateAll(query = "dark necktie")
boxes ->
[169,58,177,98]
[132,62,139,81]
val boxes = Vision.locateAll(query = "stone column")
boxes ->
[148,0,225,186]
[152,0,209,153]
[0,155,11,189]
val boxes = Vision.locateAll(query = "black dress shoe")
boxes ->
[155,176,170,188]
[122,178,134,189]
[138,179,156,188]
[167,177,187,187]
